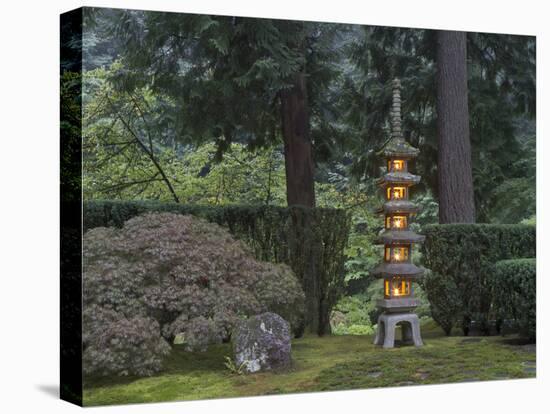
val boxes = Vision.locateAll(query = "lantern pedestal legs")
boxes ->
[373,312,423,349]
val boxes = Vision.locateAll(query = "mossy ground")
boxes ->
[83,322,536,406]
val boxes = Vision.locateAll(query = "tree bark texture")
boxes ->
[436,30,476,223]
[280,73,316,208]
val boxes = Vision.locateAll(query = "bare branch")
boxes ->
[105,96,180,203]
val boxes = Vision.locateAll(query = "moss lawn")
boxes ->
[83,322,536,406]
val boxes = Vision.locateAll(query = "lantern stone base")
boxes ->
[373,312,423,348]
[376,298,421,313]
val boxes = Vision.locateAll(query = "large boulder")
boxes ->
[233,312,292,373]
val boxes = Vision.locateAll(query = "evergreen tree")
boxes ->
[83,9,536,222]
[90,9,348,207]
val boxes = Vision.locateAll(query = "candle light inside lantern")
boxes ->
[392,247,408,262]
[392,160,404,171]
[394,216,404,228]
[390,187,405,200]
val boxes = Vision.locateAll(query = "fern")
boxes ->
[223,356,248,375]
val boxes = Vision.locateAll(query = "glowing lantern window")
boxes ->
[392,160,404,171]
[384,276,411,298]
[385,215,407,229]
[392,246,409,262]
[386,186,406,200]
[384,246,409,262]
[386,159,405,172]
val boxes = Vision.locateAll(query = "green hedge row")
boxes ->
[421,224,535,336]
[83,200,351,336]
[492,259,536,341]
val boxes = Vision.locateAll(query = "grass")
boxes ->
[83,322,536,406]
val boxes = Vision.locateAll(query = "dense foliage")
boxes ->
[421,224,535,335]
[343,28,535,223]
[82,9,536,222]
[91,10,345,165]
[61,71,83,202]
[83,67,288,205]
[330,295,375,336]
[84,201,350,335]
[75,9,537,359]
[83,213,305,376]
[491,259,536,341]
[78,14,536,345]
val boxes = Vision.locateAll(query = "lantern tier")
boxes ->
[377,230,425,244]
[377,171,421,186]
[380,138,420,158]
[372,262,424,278]
[378,200,419,214]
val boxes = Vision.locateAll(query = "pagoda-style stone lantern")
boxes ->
[372,79,424,348]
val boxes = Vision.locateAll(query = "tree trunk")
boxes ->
[280,73,316,208]
[281,73,320,334]
[436,31,476,223]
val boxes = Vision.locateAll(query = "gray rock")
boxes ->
[330,311,347,329]
[233,312,292,373]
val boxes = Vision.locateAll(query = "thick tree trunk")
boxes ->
[281,73,321,334]
[436,31,476,223]
[280,73,316,208]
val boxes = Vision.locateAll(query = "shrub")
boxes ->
[83,306,171,377]
[491,259,536,341]
[331,295,371,325]
[83,213,305,377]
[330,295,376,336]
[84,200,350,335]
[420,270,462,335]
[332,324,374,336]
[421,224,535,335]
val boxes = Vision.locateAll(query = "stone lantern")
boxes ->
[372,79,424,348]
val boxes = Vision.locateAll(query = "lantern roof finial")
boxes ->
[390,78,403,142]
[380,78,420,158]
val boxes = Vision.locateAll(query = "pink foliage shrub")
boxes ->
[83,213,304,376]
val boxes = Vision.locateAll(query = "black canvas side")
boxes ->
[60,7,83,407]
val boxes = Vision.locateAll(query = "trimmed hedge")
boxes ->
[492,259,536,341]
[421,224,535,335]
[83,200,351,336]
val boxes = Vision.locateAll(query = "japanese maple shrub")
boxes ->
[83,213,305,377]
